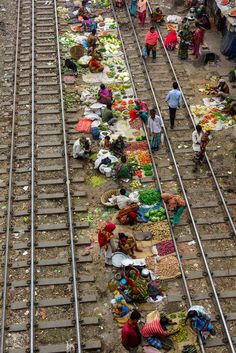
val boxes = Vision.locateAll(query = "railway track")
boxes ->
[112,1,236,352]
[0,0,101,352]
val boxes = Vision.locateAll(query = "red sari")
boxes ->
[164,30,178,50]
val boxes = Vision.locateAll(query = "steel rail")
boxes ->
[0,0,22,350]
[30,0,36,349]
[146,1,236,236]
[53,0,82,352]
[111,5,207,352]
[122,2,235,351]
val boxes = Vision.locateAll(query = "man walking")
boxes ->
[121,310,142,352]
[165,82,182,129]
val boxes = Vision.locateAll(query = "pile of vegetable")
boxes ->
[145,207,166,222]
[130,180,142,188]
[57,6,69,20]
[139,189,161,205]
[64,91,80,109]
[143,164,153,177]
[146,254,180,279]
[125,141,148,152]
[156,240,174,256]
[99,34,121,54]
[136,221,171,241]
[59,31,77,47]
[90,176,107,187]
[168,324,188,343]
[137,151,151,165]
[129,118,142,130]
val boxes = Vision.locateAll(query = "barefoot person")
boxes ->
[98,223,116,266]
[118,233,142,258]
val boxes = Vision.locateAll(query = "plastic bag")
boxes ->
[161,133,164,145]
[142,46,148,59]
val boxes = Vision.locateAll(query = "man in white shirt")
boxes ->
[115,189,132,209]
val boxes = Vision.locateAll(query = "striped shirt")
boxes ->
[141,319,168,338]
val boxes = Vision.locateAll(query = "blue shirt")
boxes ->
[165,89,182,108]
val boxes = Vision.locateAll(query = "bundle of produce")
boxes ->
[139,189,161,205]
[137,151,151,165]
[145,207,166,221]
[156,240,174,256]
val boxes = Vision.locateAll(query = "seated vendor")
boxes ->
[213,79,230,100]
[114,188,131,209]
[102,103,117,126]
[111,136,127,157]
[73,136,91,159]
[114,155,133,179]
[89,51,104,73]
[114,303,130,317]
[78,0,94,20]
[100,135,112,149]
[87,29,98,51]
[186,305,216,339]
[161,193,186,226]
[98,84,113,105]
[117,203,139,226]
[118,233,142,258]
[141,315,179,351]
[151,7,165,24]
[134,98,149,124]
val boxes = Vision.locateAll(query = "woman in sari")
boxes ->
[98,223,116,266]
[117,204,139,225]
[178,21,192,60]
[151,7,165,24]
[98,84,113,105]
[164,30,178,51]
[89,50,104,73]
[130,0,137,16]
[161,193,186,226]
[134,98,149,124]
[137,0,147,28]
[192,22,205,58]
[114,155,134,180]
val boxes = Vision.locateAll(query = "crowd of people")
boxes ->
[65,1,224,352]
[121,306,215,352]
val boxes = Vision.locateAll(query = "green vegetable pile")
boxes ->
[145,207,166,222]
[64,91,80,109]
[90,176,107,187]
[143,164,153,177]
[182,345,197,353]
[169,324,188,343]
[136,135,146,141]
[139,189,161,205]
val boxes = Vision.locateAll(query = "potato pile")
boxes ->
[136,221,171,242]
[146,255,180,279]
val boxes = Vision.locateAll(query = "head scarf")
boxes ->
[98,223,116,248]
[104,223,116,232]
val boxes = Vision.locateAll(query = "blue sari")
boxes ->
[130,0,137,15]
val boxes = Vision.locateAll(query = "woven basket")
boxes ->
[70,45,84,60]
[101,189,120,207]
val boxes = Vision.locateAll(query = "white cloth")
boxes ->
[188,305,211,321]
[115,195,131,209]
[192,131,202,152]
[73,138,91,158]
[147,115,164,133]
